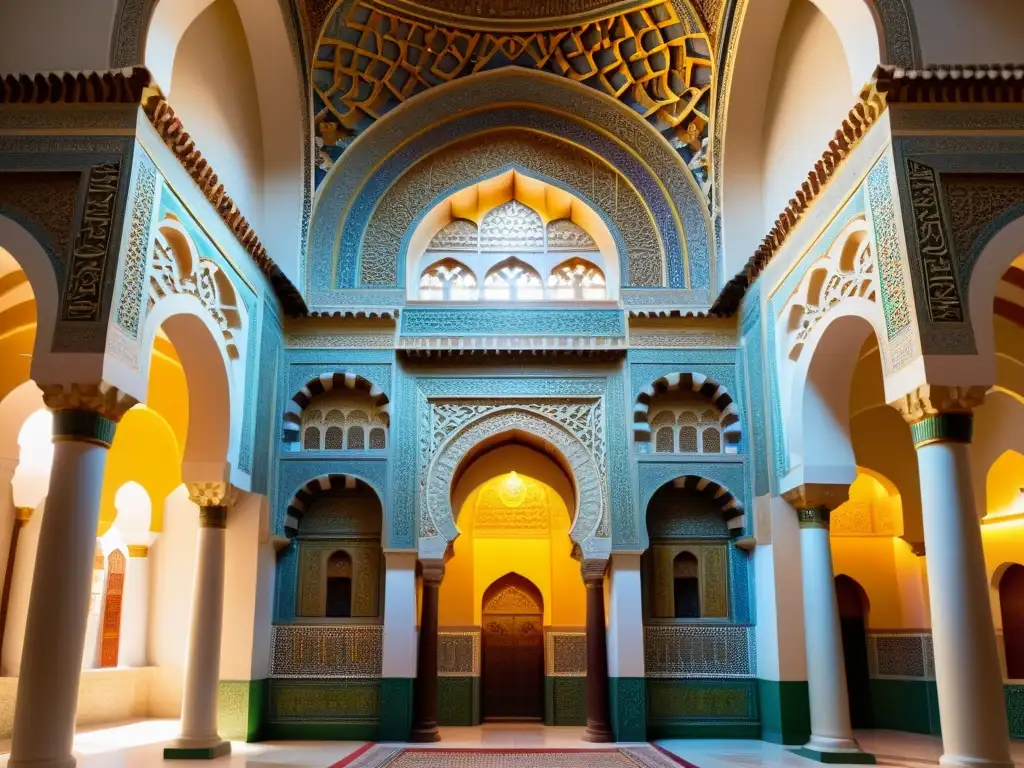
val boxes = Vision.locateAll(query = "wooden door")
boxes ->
[481,575,544,721]
[836,575,873,728]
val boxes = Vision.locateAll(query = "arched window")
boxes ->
[655,427,675,453]
[418,258,478,301]
[701,427,721,454]
[1000,564,1024,679]
[303,426,321,450]
[347,426,365,450]
[325,426,344,450]
[326,551,353,618]
[673,552,700,619]
[483,258,543,301]
[547,258,606,301]
[369,427,387,450]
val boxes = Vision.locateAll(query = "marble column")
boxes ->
[118,544,151,667]
[894,385,1012,768]
[782,485,873,765]
[164,483,232,760]
[9,394,133,768]
[381,551,418,741]
[583,562,612,743]
[411,559,443,743]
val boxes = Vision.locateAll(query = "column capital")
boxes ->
[781,483,848,512]
[581,557,608,584]
[15,507,33,524]
[890,384,987,448]
[42,382,137,420]
[186,481,234,507]
[127,544,150,558]
[419,559,445,585]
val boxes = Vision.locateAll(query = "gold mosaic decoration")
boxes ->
[314,1,712,152]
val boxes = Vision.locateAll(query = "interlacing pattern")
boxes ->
[314,1,712,180]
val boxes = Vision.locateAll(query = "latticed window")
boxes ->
[347,426,365,450]
[483,258,544,301]
[547,258,606,301]
[655,427,675,453]
[678,425,698,452]
[303,426,321,450]
[369,427,386,450]
[701,427,721,454]
[325,426,344,450]
[418,259,478,301]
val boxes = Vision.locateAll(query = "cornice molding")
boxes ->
[143,98,308,316]
[0,67,156,105]
[711,62,1024,317]
[874,63,1024,103]
[711,81,887,316]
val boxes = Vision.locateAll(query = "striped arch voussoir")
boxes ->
[282,372,390,446]
[670,475,745,531]
[284,473,367,536]
[633,372,741,445]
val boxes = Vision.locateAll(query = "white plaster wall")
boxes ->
[220,491,268,680]
[909,0,1024,65]
[0,667,151,739]
[148,485,198,717]
[169,0,265,238]
[754,495,807,681]
[0,0,119,71]
[761,0,854,235]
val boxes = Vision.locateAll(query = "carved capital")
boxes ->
[15,507,33,524]
[186,481,231,507]
[795,507,831,530]
[420,559,445,586]
[781,484,848,512]
[127,544,149,558]
[890,384,986,448]
[890,384,987,424]
[41,382,138,422]
[580,558,608,583]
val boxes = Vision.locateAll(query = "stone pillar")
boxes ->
[381,551,418,741]
[118,544,151,667]
[0,505,31,663]
[411,560,442,743]
[782,485,873,765]
[583,561,612,743]
[605,553,645,741]
[9,389,134,768]
[164,483,233,760]
[893,385,1012,768]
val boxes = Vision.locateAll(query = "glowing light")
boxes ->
[12,408,52,509]
[499,470,528,508]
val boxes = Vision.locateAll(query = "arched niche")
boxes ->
[283,473,384,620]
[405,167,621,300]
[422,407,609,563]
[642,476,743,621]
[282,371,390,452]
[309,69,708,300]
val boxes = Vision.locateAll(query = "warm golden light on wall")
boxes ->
[499,471,527,508]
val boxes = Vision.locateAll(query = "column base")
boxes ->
[793,746,875,765]
[409,726,440,743]
[582,723,614,743]
[164,738,231,760]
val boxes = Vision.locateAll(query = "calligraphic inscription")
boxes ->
[62,163,121,321]
[907,159,964,323]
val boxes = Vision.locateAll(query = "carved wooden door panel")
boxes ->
[100,549,126,668]
[482,613,544,721]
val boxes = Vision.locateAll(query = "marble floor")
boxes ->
[0,721,1021,767]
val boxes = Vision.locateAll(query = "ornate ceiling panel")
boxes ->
[312,0,713,194]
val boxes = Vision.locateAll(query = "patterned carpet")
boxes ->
[333,745,698,768]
